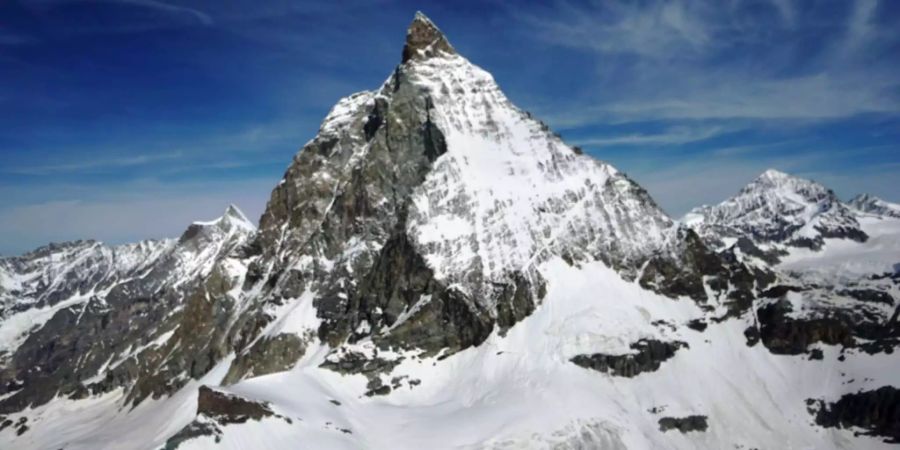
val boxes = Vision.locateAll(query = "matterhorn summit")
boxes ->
[1,13,898,450]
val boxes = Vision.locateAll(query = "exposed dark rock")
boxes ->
[817,225,868,243]
[402,12,456,63]
[223,333,308,385]
[687,319,708,332]
[760,285,807,299]
[164,420,222,449]
[571,339,687,377]
[755,300,854,355]
[639,229,725,303]
[838,289,894,306]
[164,386,289,449]
[197,386,276,424]
[658,415,708,433]
[811,386,900,443]
[744,326,760,346]
[365,378,392,397]
[749,299,899,355]
[734,237,784,265]
[320,351,403,376]
[363,98,387,141]
[639,228,764,319]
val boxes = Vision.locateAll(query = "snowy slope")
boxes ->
[402,45,674,292]
[779,214,900,281]
[1,12,898,450]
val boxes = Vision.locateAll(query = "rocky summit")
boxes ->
[1,12,899,450]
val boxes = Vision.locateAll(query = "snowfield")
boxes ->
[6,258,899,449]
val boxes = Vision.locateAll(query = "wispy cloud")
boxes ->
[519,0,900,124]
[574,125,728,147]
[120,0,212,25]
[20,0,213,35]
[5,152,184,175]
[525,1,714,60]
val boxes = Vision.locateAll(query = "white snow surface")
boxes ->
[779,215,900,281]
[401,52,673,289]
[4,259,896,449]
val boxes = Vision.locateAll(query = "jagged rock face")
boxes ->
[811,386,900,443]
[246,8,707,378]
[746,287,899,356]
[571,339,687,377]
[684,169,867,252]
[0,206,255,412]
[164,386,292,449]
[402,12,455,63]
[849,193,900,219]
[0,239,172,323]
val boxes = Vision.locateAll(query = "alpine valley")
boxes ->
[1,13,898,450]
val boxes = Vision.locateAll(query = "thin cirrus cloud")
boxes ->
[18,0,214,34]
[573,125,729,147]
[4,152,184,175]
[519,0,900,124]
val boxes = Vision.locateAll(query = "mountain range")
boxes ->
[1,13,898,450]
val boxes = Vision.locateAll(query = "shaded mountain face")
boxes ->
[1,13,899,450]
[684,169,867,254]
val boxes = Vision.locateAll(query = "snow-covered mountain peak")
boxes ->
[402,11,455,63]
[185,204,255,243]
[260,13,677,299]
[757,167,791,181]
[742,168,819,194]
[849,193,900,219]
[222,204,255,230]
[685,169,866,251]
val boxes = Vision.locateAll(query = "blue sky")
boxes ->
[1,0,899,255]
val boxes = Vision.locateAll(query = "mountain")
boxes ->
[1,13,899,449]
[849,193,900,219]
[0,204,254,416]
[683,169,867,254]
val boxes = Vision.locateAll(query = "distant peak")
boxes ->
[224,204,250,223]
[402,11,455,63]
[759,168,791,181]
[740,169,832,199]
[190,204,254,233]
